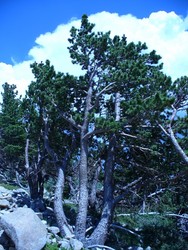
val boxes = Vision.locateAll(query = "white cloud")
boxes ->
[0,11,188,99]
[28,20,82,75]
[89,11,188,79]
[0,61,33,98]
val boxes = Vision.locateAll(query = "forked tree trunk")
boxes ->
[87,93,120,246]
[87,135,116,246]
[75,85,93,242]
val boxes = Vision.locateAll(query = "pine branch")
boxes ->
[147,188,166,198]
[114,177,142,205]
[52,100,81,130]
[121,132,138,139]
[158,105,188,164]
[90,82,115,111]
[111,223,141,238]
[82,128,110,140]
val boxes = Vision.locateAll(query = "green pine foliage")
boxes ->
[0,14,187,249]
[0,83,26,163]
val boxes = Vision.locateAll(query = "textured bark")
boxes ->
[168,127,188,164]
[87,135,116,246]
[25,137,44,207]
[75,136,89,241]
[54,167,74,237]
[89,163,101,207]
[75,86,93,241]
[159,106,188,165]
[87,93,120,245]
[43,116,74,237]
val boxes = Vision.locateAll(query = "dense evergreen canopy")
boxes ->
[0,15,187,249]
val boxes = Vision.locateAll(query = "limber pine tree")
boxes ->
[0,83,26,180]
[51,14,173,246]
[17,15,182,247]
[25,60,78,233]
[0,16,187,247]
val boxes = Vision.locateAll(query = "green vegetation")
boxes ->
[0,14,187,249]
[0,183,19,190]
[43,243,61,250]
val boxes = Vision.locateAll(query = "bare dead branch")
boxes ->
[87,244,116,250]
[147,188,166,198]
[121,132,138,139]
[111,224,141,238]
[114,177,143,204]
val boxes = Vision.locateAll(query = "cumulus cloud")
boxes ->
[28,20,82,75]
[89,11,188,79]
[0,11,188,98]
[0,61,34,98]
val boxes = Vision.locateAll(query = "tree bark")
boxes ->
[168,127,188,164]
[54,166,74,238]
[87,93,121,245]
[43,115,74,236]
[75,85,93,241]
[89,163,101,207]
[25,136,45,211]
[87,135,116,246]
[158,106,188,165]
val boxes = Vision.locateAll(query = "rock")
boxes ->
[0,187,11,194]
[51,238,57,244]
[12,189,28,195]
[48,226,60,235]
[59,239,71,250]
[35,212,43,220]
[0,207,47,250]
[0,230,14,249]
[70,238,83,250]
[12,191,30,208]
[0,200,10,209]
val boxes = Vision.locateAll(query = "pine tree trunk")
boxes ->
[75,86,92,241]
[87,135,116,246]
[54,167,74,238]
[25,137,45,211]
[87,93,120,246]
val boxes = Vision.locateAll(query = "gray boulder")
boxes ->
[0,207,47,250]
[0,200,10,209]
[70,238,83,250]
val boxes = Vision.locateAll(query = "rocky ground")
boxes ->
[0,185,85,250]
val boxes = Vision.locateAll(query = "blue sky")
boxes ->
[0,0,188,96]
[1,0,188,64]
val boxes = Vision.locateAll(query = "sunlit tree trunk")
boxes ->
[75,86,93,241]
